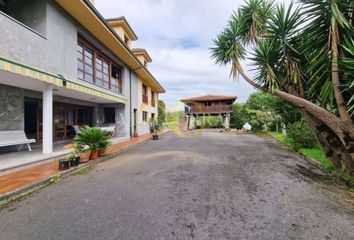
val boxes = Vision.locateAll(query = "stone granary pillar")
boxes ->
[223,113,230,129]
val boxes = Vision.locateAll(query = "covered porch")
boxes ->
[0,56,129,158]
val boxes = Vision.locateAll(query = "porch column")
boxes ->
[224,113,230,129]
[187,115,191,130]
[43,84,53,154]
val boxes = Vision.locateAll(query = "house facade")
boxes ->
[0,0,165,154]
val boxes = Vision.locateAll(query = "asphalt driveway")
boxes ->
[0,132,353,240]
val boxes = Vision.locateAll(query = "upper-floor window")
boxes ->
[142,84,148,103]
[77,43,94,83]
[151,91,156,107]
[124,35,129,45]
[77,38,123,94]
[111,65,123,94]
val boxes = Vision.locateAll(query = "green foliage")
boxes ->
[230,92,300,131]
[73,127,110,152]
[157,100,167,125]
[196,116,223,129]
[211,0,354,116]
[269,131,334,173]
[287,121,317,149]
[230,103,247,129]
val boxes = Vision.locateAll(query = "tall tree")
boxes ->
[211,0,354,173]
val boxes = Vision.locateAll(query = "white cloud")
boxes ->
[95,0,291,110]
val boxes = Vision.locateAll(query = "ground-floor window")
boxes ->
[24,98,93,141]
[104,108,116,123]
[142,111,148,122]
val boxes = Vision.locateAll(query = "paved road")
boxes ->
[0,132,354,240]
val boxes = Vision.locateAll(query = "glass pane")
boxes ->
[77,71,83,80]
[103,75,109,81]
[85,49,93,59]
[85,56,93,64]
[77,44,83,53]
[85,65,93,74]
[103,82,109,89]
[96,71,103,79]
[96,58,102,66]
[77,61,83,70]
[77,51,83,60]
[103,62,108,69]
[85,74,93,83]
[96,79,102,86]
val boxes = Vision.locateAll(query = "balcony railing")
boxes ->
[185,105,232,114]
[143,95,148,104]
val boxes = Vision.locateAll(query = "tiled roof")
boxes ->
[181,94,237,102]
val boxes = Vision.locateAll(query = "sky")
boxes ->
[95,0,288,110]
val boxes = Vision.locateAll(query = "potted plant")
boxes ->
[149,120,160,140]
[76,144,90,163]
[58,158,70,170]
[68,149,80,167]
[89,143,99,160]
[73,127,110,160]
[98,135,110,157]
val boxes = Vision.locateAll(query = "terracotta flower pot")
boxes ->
[79,152,90,163]
[98,149,106,157]
[90,150,99,160]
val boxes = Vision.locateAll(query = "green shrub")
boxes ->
[73,127,110,151]
[287,121,317,149]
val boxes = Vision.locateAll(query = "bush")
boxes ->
[287,121,317,149]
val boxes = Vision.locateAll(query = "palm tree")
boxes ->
[211,0,354,173]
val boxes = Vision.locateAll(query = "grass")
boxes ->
[268,132,332,172]
[268,132,354,188]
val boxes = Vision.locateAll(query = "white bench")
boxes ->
[0,130,36,151]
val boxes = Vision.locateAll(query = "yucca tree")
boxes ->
[211,0,354,173]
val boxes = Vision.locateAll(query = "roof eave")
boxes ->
[55,0,165,93]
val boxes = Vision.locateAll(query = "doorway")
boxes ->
[24,99,38,140]
[133,108,137,137]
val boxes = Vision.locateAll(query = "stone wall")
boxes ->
[0,84,24,131]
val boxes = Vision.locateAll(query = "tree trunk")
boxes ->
[300,110,354,173]
[235,63,354,173]
[330,24,354,129]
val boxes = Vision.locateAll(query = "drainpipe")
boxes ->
[129,69,132,138]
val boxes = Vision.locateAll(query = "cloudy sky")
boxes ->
[95,0,286,110]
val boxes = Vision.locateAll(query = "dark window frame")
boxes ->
[142,84,148,104]
[142,111,148,122]
[77,36,123,94]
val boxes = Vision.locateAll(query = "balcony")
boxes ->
[185,105,232,114]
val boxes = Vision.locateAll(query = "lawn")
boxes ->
[268,132,333,172]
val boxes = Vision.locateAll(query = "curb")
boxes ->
[0,132,170,205]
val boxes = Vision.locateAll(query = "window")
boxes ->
[104,108,116,123]
[142,111,148,122]
[77,38,123,94]
[151,91,155,107]
[124,35,129,45]
[142,84,148,103]
[77,43,94,83]
[111,65,123,94]
[151,113,155,120]
[95,55,110,90]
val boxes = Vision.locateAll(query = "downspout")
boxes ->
[129,69,132,138]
